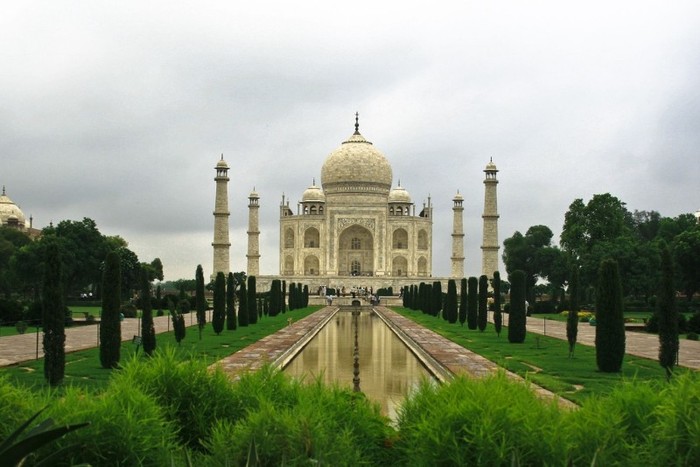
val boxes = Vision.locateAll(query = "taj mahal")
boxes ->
[212,115,500,293]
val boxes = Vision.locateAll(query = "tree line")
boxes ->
[503,193,700,307]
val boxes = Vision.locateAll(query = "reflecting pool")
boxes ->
[283,309,433,420]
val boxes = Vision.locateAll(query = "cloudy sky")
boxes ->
[2,1,699,282]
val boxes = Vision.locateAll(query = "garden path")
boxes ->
[493,312,700,370]
[0,314,175,366]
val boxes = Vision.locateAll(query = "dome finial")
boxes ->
[1,186,5,196]
[354,112,360,135]
[312,177,316,186]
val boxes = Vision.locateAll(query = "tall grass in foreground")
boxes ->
[396,371,699,466]
[1,353,698,466]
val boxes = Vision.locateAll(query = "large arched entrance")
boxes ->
[338,225,374,276]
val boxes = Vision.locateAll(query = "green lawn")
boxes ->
[1,306,321,393]
[393,307,684,404]
[0,306,103,337]
[531,311,653,323]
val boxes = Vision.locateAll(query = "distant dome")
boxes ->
[453,191,463,201]
[302,181,325,202]
[249,188,259,198]
[389,184,412,204]
[321,126,393,195]
[485,159,498,171]
[216,156,229,169]
[0,188,27,228]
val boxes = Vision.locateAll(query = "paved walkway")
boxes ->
[496,312,700,370]
[0,315,176,366]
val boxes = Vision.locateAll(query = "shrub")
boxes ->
[120,303,137,318]
[206,375,391,466]
[563,380,662,465]
[0,375,45,440]
[15,320,28,334]
[42,384,177,465]
[533,300,556,314]
[646,372,700,464]
[687,332,698,341]
[112,349,243,451]
[686,311,700,333]
[0,298,24,323]
[395,373,565,465]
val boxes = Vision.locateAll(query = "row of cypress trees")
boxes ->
[401,253,677,376]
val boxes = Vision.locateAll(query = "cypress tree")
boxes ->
[170,295,186,345]
[595,259,625,372]
[432,281,442,318]
[226,272,237,330]
[247,276,258,325]
[303,284,309,307]
[238,281,248,326]
[459,278,467,326]
[423,283,433,315]
[567,265,580,358]
[269,279,280,317]
[446,279,458,324]
[156,285,162,316]
[289,283,297,311]
[467,277,478,330]
[212,272,226,335]
[493,271,502,337]
[418,283,426,313]
[478,275,488,332]
[100,251,121,369]
[281,280,287,313]
[42,242,65,386]
[508,270,527,343]
[657,243,678,379]
[195,265,206,339]
[140,268,156,356]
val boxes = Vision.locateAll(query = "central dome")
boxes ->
[320,128,393,195]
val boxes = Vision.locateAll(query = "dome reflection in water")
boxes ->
[283,309,433,421]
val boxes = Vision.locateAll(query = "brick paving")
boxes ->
[0,314,175,366]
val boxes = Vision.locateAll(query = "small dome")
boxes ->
[302,181,325,203]
[0,188,27,228]
[249,189,259,198]
[321,128,393,194]
[389,185,412,204]
[216,155,229,169]
[453,191,464,201]
[485,159,498,172]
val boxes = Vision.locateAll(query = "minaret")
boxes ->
[212,155,231,279]
[451,191,465,278]
[247,188,261,276]
[481,158,500,278]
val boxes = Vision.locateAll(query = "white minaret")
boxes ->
[247,188,261,276]
[481,158,500,278]
[451,191,465,278]
[212,155,231,278]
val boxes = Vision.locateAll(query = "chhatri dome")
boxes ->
[0,186,27,229]
[301,179,325,203]
[320,114,393,195]
[389,181,412,204]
